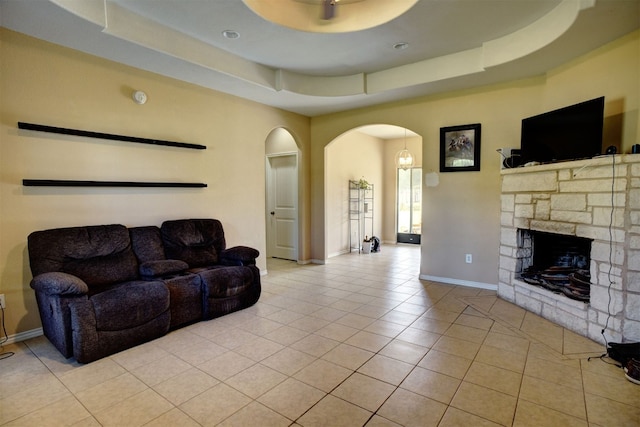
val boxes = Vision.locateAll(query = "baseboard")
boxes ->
[2,327,43,345]
[328,249,350,258]
[420,274,497,291]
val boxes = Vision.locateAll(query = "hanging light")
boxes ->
[321,0,337,20]
[395,128,414,170]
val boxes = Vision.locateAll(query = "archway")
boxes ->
[324,124,422,258]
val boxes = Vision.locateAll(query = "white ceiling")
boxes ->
[1,0,639,125]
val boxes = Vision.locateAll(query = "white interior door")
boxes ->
[267,154,298,260]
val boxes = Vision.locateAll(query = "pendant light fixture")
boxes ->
[395,128,414,170]
[321,0,337,20]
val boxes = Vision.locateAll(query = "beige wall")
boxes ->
[311,31,639,286]
[0,29,310,337]
[265,128,298,155]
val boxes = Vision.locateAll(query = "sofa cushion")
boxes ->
[139,260,189,279]
[91,281,170,331]
[64,250,139,288]
[28,224,139,288]
[161,219,226,267]
[130,226,167,263]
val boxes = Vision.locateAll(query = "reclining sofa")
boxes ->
[27,219,261,363]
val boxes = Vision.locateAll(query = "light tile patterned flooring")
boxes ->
[1,245,639,426]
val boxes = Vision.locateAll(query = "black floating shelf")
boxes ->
[18,122,206,150]
[23,180,207,188]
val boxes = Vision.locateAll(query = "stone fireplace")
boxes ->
[499,155,640,343]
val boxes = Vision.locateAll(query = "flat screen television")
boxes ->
[520,96,605,165]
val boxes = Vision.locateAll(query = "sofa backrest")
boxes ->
[129,226,166,263]
[28,224,139,287]
[161,219,226,268]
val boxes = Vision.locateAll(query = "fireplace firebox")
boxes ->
[516,229,592,302]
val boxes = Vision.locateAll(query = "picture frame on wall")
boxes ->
[440,123,481,172]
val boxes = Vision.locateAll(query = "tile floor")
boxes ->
[1,245,639,426]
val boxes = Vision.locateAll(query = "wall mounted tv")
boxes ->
[520,96,605,165]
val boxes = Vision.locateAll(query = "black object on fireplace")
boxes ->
[520,96,604,165]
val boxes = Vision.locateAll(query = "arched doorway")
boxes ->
[324,124,422,258]
[265,128,299,261]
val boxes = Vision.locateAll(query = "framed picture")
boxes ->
[440,123,481,172]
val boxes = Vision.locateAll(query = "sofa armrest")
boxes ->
[30,272,89,296]
[220,246,259,266]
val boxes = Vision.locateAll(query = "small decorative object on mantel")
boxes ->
[440,123,481,172]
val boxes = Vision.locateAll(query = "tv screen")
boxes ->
[520,97,604,165]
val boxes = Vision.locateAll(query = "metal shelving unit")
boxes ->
[348,180,374,253]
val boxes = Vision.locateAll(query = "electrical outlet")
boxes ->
[0,294,5,309]
[465,254,472,264]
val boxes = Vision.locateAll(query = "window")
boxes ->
[397,167,421,244]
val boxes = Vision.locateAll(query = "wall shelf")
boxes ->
[18,122,206,150]
[23,179,207,188]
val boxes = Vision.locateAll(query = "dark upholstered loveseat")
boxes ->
[28,219,261,363]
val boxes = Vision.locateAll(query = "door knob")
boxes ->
[270,211,275,215]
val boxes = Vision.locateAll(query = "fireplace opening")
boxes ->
[516,229,593,302]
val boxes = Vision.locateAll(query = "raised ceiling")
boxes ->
[1,0,639,117]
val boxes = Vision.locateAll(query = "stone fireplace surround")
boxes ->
[499,155,640,344]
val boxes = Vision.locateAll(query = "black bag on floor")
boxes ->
[371,236,380,252]
[607,342,640,366]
